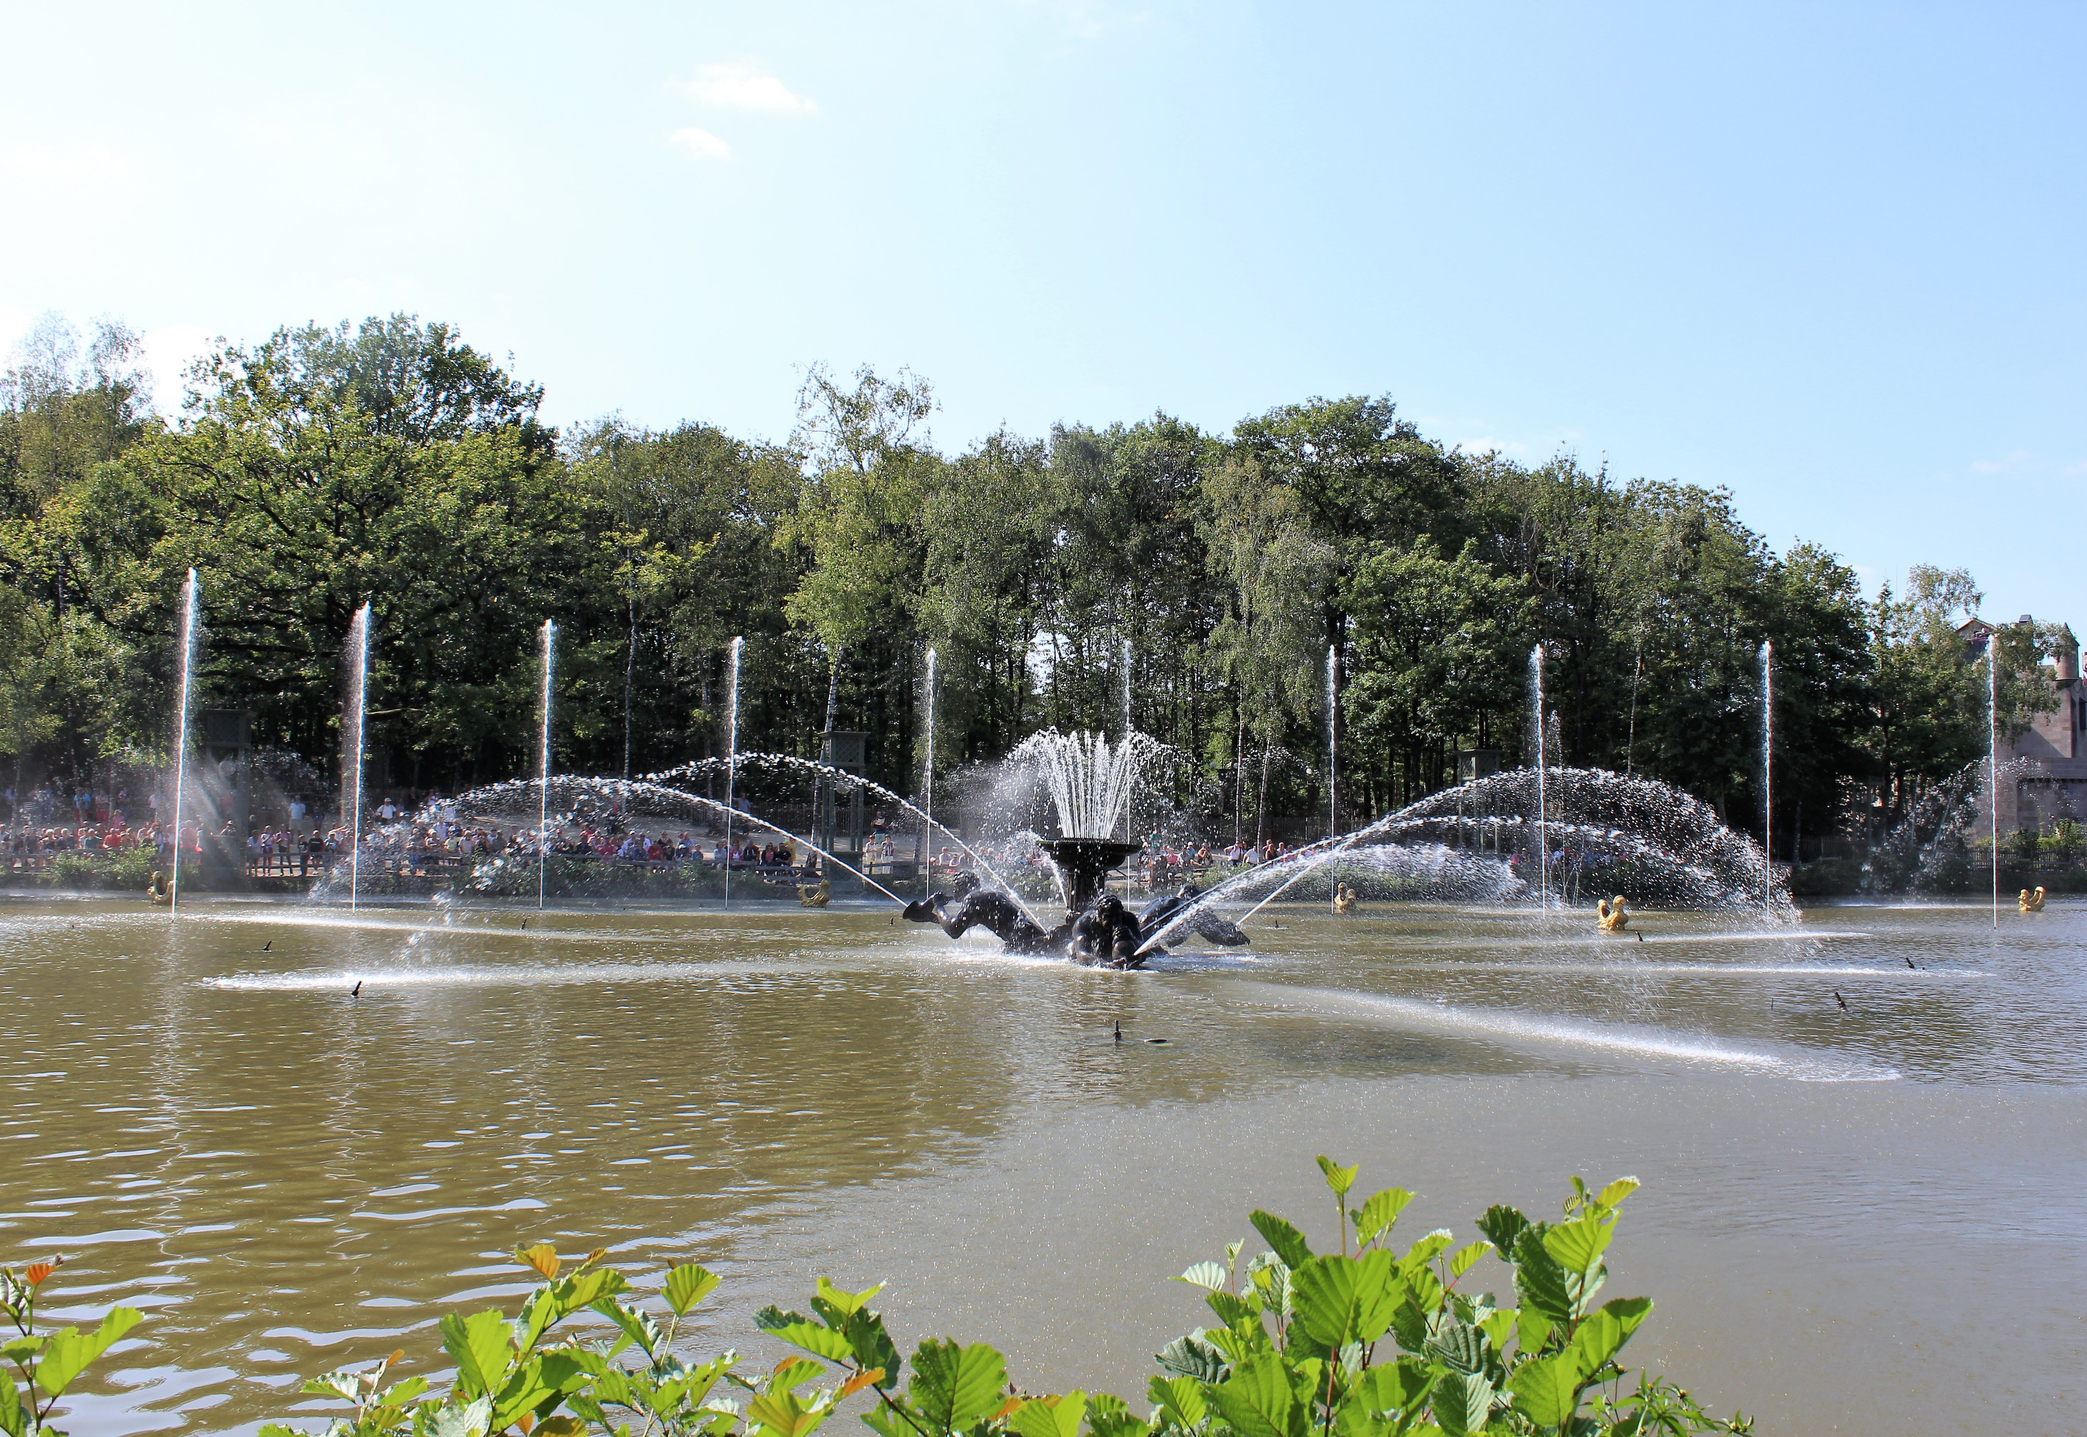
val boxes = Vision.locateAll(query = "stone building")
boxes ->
[1959,616,2087,836]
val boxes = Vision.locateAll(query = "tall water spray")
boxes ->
[1529,644,1548,909]
[922,647,937,877]
[1120,639,1133,841]
[1327,644,1338,913]
[1988,649,1999,928]
[1759,640,1773,912]
[1120,639,1132,739]
[723,635,743,909]
[537,620,556,911]
[168,568,200,916]
[344,604,372,912]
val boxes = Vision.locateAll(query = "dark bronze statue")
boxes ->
[902,871,1247,968]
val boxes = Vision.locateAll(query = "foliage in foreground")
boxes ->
[9,1164,1750,1437]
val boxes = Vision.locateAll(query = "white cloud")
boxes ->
[0,143,131,186]
[670,127,733,160]
[1969,449,2037,475]
[685,62,818,115]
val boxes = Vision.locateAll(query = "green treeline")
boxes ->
[0,313,2061,845]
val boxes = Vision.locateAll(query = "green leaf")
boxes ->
[905,1339,1006,1431]
[1423,1321,1486,1375]
[1206,1290,1259,1331]
[842,1307,901,1384]
[1010,1391,1087,1437]
[1507,1353,1580,1427]
[1388,1300,1428,1355]
[1290,1251,1397,1349]
[1354,1357,1435,1416]
[0,1368,22,1437]
[1602,1295,1654,1338]
[810,1277,884,1327]
[1086,1391,1151,1437]
[1249,1211,1313,1271]
[1472,1205,1528,1258]
[1511,1228,1573,1324]
[766,1319,855,1362]
[1396,1231,1454,1278]
[1593,1178,1640,1211]
[1177,1262,1229,1292]
[1148,1375,1207,1429]
[1447,1243,1491,1282]
[1315,1156,1359,1198]
[1540,1217,1614,1280]
[1154,1334,1229,1384]
[1205,1354,1302,1437]
[746,1386,834,1437]
[1350,1189,1415,1247]
[1573,1298,1652,1377]
[428,1396,493,1437]
[35,1307,142,1397]
[591,1297,665,1359]
[1476,1309,1516,1355]
[767,1358,828,1392]
[1427,1371,1492,1437]
[1515,1305,1555,1358]
[664,1263,722,1316]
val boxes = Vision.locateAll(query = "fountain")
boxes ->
[1759,640,1773,913]
[1987,648,1999,927]
[1010,729,1160,912]
[537,620,555,911]
[922,647,937,881]
[1326,644,1338,914]
[1530,644,1549,909]
[344,604,372,912]
[1137,762,1791,954]
[169,568,200,916]
[723,635,743,909]
[451,775,909,907]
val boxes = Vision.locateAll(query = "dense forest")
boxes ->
[0,313,2064,852]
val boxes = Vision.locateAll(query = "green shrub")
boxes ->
[0,1256,143,1436]
[251,1161,1748,1437]
[2046,820,2082,866]
[2008,826,2041,865]
[43,853,109,890]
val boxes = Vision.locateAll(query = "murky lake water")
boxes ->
[6,895,2083,1435]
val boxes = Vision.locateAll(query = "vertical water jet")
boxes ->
[922,647,937,889]
[1989,649,1999,929]
[1327,644,1338,913]
[1120,638,1133,843]
[1529,643,1548,910]
[1760,639,1774,913]
[723,635,743,910]
[537,620,556,911]
[344,603,371,912]
[169,568,200,917]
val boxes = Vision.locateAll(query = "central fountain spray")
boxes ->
[1014,729,1159,911]
[345,604,372,912]
[537,620,556,911]
[168,568,200,917]
[723,635,743,910]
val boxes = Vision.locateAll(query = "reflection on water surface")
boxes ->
[7,896,2084,1435]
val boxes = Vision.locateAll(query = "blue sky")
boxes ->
[3,2,2081,622]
